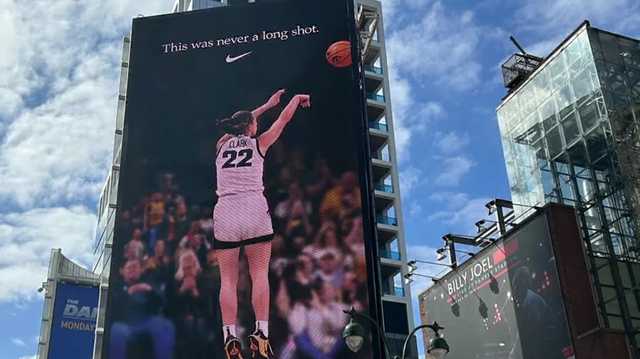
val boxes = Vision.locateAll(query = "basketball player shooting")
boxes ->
[213,89,311,359]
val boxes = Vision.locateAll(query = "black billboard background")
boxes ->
[422,215,575,359]
[104,1,378,358]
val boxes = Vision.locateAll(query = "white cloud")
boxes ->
[516,0,640,37]
[428,195,491,233]
[382,1,452,162]
[11,338,25,347]
[407,201,423,217]
[433,155,475,186]
[414,103,444,131]
[398,165,427,219]
[387,73,414,158]
[0,0,166,208]
[513,0,640,57]
[0,206,96,302]
[0,0,164,308]
[434,131,470,154]
[0,64,117,207]
[381,0,400,21]
[387,71,444,160]
[384,1,483,162]
[18,356,36,359]
[399,166,422,195]
[387,2,483,91]
[381,0,431,24]
[429,191,470,204]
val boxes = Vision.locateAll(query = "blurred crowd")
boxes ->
[110,143,369,359]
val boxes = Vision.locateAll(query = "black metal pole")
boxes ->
[448,241,457,268]
[496,205,507,235]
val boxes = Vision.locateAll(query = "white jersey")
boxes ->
[215,135,265,197]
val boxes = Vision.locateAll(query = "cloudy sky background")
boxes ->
[0,0,639,358]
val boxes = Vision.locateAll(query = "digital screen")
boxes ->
[103,1,376,358]
[421,215,575,359]
[48,283,98,359]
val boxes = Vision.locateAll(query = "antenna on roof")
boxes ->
[509,36,527,55]
[501,36,543,92]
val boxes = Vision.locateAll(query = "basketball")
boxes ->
[326,41,352,68]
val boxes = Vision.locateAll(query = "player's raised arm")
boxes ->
[252,89,285,121]
[258,94,310,154]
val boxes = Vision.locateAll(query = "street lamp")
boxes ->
[342,317,367,352]
[342,307,450,359]
[425,325,450,359]
[342,308,393,358]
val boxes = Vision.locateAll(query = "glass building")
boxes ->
[93,0,415,357]
[497,21,640,356]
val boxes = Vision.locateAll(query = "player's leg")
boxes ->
[217,247,243,358]
[246,241,271,324]
[245,241,273,358]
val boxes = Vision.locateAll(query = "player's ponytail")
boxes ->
[217,110,254,135]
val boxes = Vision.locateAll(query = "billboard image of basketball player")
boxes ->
[103,1,378,358]
[214,91,311,357]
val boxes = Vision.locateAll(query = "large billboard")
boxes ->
[48,283,99,359]
[104,1,377,358]
[420,214,575,359]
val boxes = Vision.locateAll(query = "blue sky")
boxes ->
[0,0,639,358]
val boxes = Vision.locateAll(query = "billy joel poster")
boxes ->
[421,214,574,359]
[103,1,378,358]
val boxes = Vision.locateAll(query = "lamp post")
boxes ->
[342,308,450,359]
[401,322,449,359]
[342,308,393,358]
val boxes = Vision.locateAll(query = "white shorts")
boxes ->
[213,192,274,248]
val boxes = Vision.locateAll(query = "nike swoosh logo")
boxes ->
[225,51,253,63]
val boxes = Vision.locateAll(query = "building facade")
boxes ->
[497,22,640,356]
[93,0,414,357]
[352,1,416,352]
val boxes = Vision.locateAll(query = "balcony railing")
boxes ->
[375,183,393,193]
[364,65,383,74]
[377,215,398,226]
[371,152,391,162]
[367,93,385,102]
[379,249,401,260]
[382,284,405,297]
[368,121,388,131]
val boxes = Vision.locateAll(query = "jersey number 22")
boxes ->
[221,149,253,169]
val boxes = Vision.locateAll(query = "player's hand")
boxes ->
[296,94,311,108]
[268,89,286,107]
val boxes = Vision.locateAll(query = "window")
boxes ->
[383,301,409,334]
[546,126,563,157]
[561,110,581,145]
[585,127,609,162]
[578,100,600,132]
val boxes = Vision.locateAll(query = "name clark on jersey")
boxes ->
[227,138,249,148]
